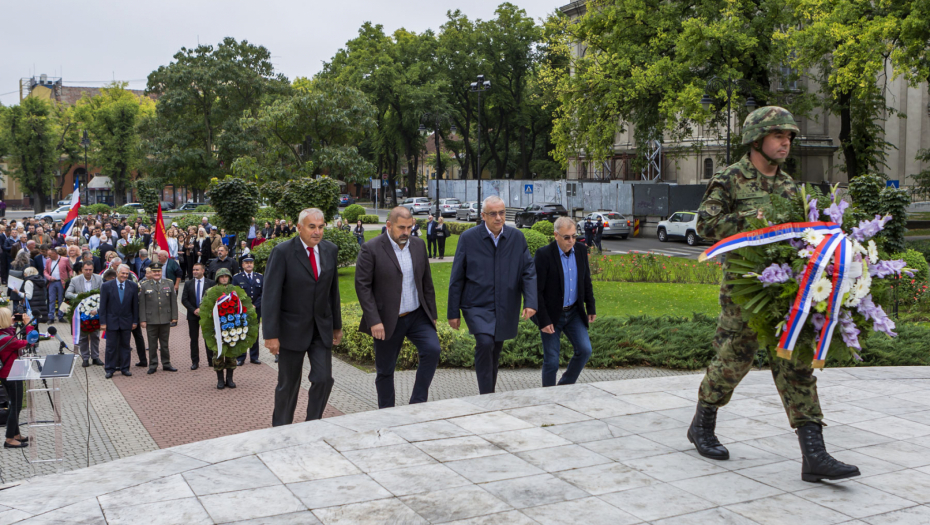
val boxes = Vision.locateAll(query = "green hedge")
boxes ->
[342,204,366,223]
[360,215,380,224]
[195,205,214,213]
[524,229,549,256]
[335,304,930,371]
[252,234,293,273]
[87,204,112,215]
[532,220,554,237]
[447,222,477,236]
[255,207,278,225]
[252,229,359,272]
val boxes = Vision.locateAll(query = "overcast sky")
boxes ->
[0,0,556,107]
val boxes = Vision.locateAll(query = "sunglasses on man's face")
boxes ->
[558,234,575,241]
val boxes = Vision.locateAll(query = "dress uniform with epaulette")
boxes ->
[138,262,179,374]
[232,254,263,365]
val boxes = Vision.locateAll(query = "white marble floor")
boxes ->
[3,367,930,524]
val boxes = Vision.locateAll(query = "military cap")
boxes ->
[214,268,233,279]
[741,106,799,145]
[241,254,255,262]
[149,262,163,270]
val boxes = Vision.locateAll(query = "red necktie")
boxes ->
[307,247,318,281]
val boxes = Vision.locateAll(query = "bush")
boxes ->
[447,222,476,236]
[251,234,294,273]
[87,203,112,215]
[532,220,554,237]
[342,204,366,223]
[279,176,341,223]
[523,229,549,256]
[135,179,161,216]
[255,207,278,225]
[114,205,137,216]
[360,215,380,224]
[323,227,360,268]
[195,205,214,213]
[890,248,930,308]
[207,177,260,235]
[175,214,205,231]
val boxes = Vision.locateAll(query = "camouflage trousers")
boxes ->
[698,297,823,429]
[213,355,238,372]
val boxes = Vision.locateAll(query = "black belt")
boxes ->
[562,302,576,312]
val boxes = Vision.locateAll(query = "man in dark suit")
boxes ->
[265,208,342,425]
[135,249,153,277]
[448,195,537,394]
[534,217,597,387]
[425,215,438,259]
[181,263,214,370]
[356,207,440,409]
[232,255,262,366]
[99,264,139,378]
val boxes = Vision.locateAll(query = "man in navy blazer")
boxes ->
[534,217,596,387]
[99,264,139,378]
[448,196,537,394]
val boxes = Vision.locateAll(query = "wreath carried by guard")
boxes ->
[198,284,260,359]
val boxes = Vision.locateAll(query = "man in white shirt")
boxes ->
[65,261,105,367]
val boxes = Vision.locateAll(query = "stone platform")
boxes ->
[2,367,930,524]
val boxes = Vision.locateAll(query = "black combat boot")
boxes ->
[797,423,860,482]
[225,369,236,389]
[687,402,729,460]
[216,371,226,390]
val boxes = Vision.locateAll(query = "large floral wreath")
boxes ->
[198,284,260,358]
[66,290,102,334]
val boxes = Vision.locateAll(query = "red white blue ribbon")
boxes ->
[699,222,843,262]
[814,235,852,366]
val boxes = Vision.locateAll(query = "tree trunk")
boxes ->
[837,91,859,180]
[33,193,47,215]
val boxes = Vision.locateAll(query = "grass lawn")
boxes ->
[336,262,719,320]
[363,230,460,257]
[905,229,930,237]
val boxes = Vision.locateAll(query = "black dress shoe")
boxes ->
[163,365,178,372]
[251,359,262,365]
[105,371,114,379]
[147,368,157,375]
[121,370,132,377]
[3,441,27,449]
[135,362,148,368]
[190,363,199,370]
[82,359,90,368]
[92,358,104,366]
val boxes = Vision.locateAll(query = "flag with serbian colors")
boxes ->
[60,178,81,236]
[154,201,170,252]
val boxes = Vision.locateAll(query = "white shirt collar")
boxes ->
[300,237,320,255]
[485,223,503,240]
[387,235,408,252]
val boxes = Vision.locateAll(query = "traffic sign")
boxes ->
[524,184,533,194]
[887,180,900,189]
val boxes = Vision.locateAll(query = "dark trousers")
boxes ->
[272,332,333,426]
[188,317,213,366]
[374,307,441,408]
[594,232,603,251]
[540,305,593,387]
[132,325,146,364]
[146,324,172,368]
[237,309,261,364]
[0,379,22,440]
[104,328,132,373]
[0,253,8,284]
[437,237,446,258]
[474,333,505,394]
[427,237,438,257]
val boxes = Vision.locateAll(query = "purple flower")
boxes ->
[857,294,881,320]
[825,200,849,226]
[851,215,892,242]
[811,312,826,331]
[857,294,897,338]
[758,263,793,287]
[789,238,806,249]
[807,198,820,222]
[869,259,906,279]
[839,311,861,350]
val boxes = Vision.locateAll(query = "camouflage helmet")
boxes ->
[741,106,799,145]
[214,268,232,280]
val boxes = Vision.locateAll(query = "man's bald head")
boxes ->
[387,206,413,223]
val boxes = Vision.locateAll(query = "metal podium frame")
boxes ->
[7,355,76,467]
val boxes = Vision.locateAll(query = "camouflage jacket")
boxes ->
[696,154,797,241]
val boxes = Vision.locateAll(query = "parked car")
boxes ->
[402,197,432,215]
[575,211,632,239]
[178,202,207,211]
[514,203,568,228]
[657,210,703,246]
[455,202,479,222]
[57,199,71,207]
[159,201,175,211]
[123,203,145,211]
[339,194,356,207]
[437,198,461,217]
[40,206,72,223]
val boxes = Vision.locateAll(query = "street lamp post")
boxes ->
[700,76,756,165]
[469,75,491,216]
[80,130,90,204]
[419,114,457,216]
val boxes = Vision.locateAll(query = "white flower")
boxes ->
[811,278,833,303]
[867,240,879,264]
[222,330,228,337]
[802,229,825,247]
[798,249,813,258]
[854,273,872,299]
[223,337,230,343]
[230,340,237,346]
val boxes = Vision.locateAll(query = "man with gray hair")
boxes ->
[265,208,343,424]
[449,195,537,394]
[99,263,139,378]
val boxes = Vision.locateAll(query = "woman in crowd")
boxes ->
[436,217,450,259]
[196,228,212,266]
[238,240,251,258]
[0,308,35,449]
[166,227,179,260]
[67,245,82,275]
[354,220,365,246]
[18,267,48,323]
[7,251,31,312]
[261,222,273,240]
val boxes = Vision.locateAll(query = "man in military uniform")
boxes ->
[139,262,179,374]
[232,254,262,366]
[689,106,859,483]
[212,268,239,389]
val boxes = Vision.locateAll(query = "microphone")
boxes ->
[26,330,40,345]
[47,326,71,351]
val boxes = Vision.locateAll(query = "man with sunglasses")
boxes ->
[448,195,537,394]
[533,217,596,387]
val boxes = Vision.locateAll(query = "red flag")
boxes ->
[154,202,170,253]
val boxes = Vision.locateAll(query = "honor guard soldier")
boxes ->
[232,254,263,366]
[138,262,179,374]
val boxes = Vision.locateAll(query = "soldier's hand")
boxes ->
[265,338,280,355]
[141,322,146,329]
[449,318,461,330]
[333,329,343,346]
[522,308,536,320]
[371,323,386,340]
[541,324,555,334]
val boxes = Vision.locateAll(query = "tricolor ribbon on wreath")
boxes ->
[212,292,243,359]
[699,221,854,368]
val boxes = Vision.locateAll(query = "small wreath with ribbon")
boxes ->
[66,290,102,335]
[198,284,259,359]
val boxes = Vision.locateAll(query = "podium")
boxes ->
[7,354,77,468]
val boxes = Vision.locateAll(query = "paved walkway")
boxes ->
[2,367,930,524]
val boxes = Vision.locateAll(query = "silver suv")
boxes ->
[455,202,479,222]
[402,197,431,215]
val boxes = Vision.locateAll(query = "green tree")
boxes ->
[134,178,161,216]
[207,176,261,235]
[145,38,290,201]
[279,176,341,223]
[74,84,156,206]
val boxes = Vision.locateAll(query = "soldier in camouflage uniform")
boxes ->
[211,268,240,390]
[688,106,859,483]
[138,262,179,374]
